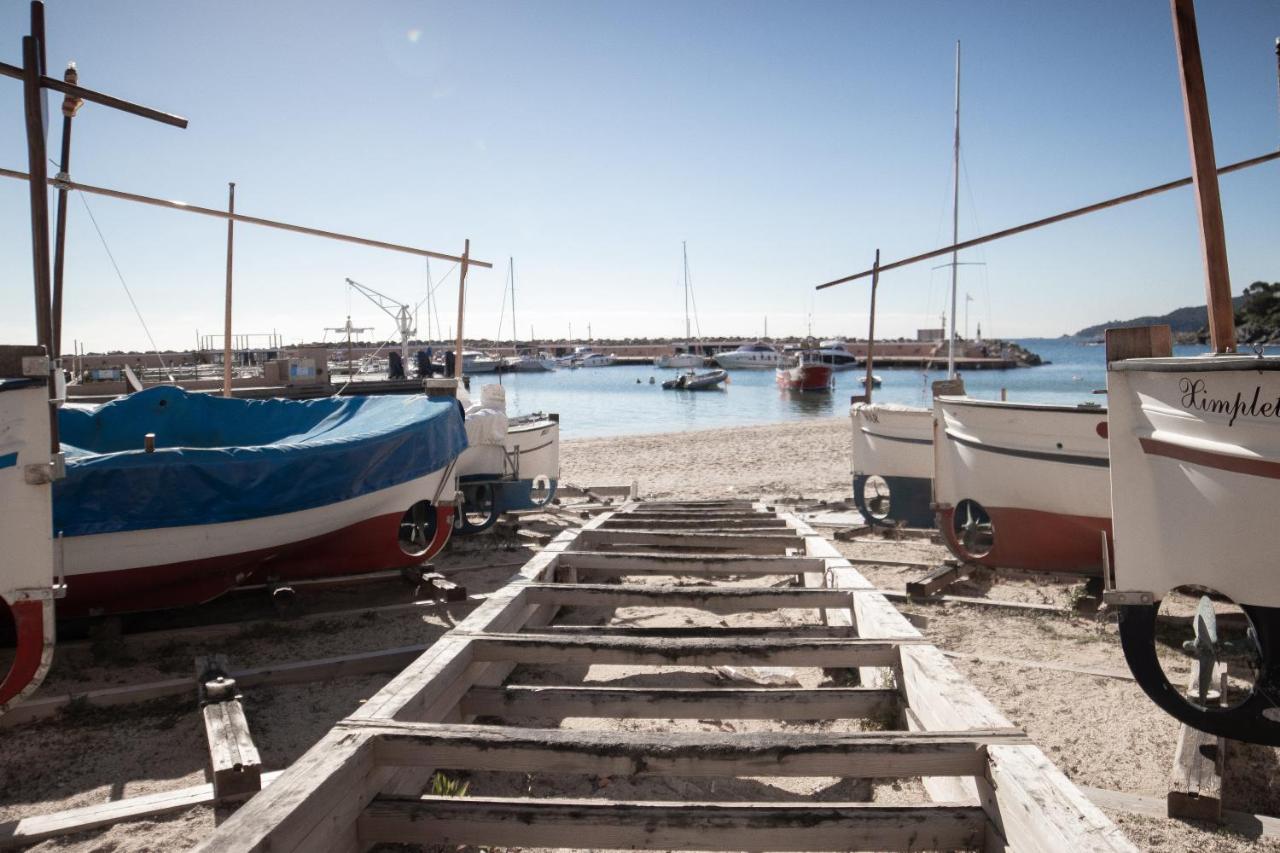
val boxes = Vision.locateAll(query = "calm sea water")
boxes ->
[491,339,1273,439]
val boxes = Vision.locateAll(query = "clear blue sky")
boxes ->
[2,0,1277,352]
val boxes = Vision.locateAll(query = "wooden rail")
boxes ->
[180,501,1134,852]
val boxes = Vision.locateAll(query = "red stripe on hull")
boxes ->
[59,505,454,619]
[1141,436,1280,480]
[938,505,1110,575]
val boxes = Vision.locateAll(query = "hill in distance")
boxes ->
[1073,294,1245,339]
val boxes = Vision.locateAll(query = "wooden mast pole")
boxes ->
[1170,0,1235,353]
[221,182,235,397]
[947,40,961,378]
[863,250,880,404]
[454,239,470,379]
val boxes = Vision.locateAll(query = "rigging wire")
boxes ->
[74,190,173,378]
[960,148,995,340]
[494,260,510,343]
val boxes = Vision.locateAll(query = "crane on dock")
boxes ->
[345,278,417,371]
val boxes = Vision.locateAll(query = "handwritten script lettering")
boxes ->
[1179,377,1280,427]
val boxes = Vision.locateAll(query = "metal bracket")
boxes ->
[20,355,50,377]
[1102,590,1155,606]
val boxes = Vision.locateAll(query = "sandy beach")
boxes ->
[1,417,1277,852]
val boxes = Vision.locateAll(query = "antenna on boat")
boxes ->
[3,0,188,450]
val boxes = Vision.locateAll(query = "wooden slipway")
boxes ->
[196,500,1135,852]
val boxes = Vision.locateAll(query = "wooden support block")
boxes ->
[577,528,798,554]
[522,581,853,612]
[419,572,467,602]
[358,796,987,851]
[1104,324,1173,363]
[1168,661,1226,822]
[460,684,898,720]
[598,517,788,530]
[559,550,824,575]
[196,655,262,803]
[834,525,873,541]
[360,720,1026,778]
[465,632,922,668]
[906,562,974,598]
[540,624,856,639]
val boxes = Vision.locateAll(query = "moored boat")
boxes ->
[462,350,501,373]
[53,386,467,618]
[662,369,727,391]
[775,351,833,392]
[932,395,1110,573]
[714,341,778,370]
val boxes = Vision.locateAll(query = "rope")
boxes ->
[75,190,173,379]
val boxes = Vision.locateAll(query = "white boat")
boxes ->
[462,350,501,373]
[662,369,727,391]
[932,395,1110,574]
[655,242,708,370]
[808,340,862,371]
[447,382,561,533]
[505,351,556,372]
[860,374,883,388]
[850,403,935,528]
[577,351,616,368]
[714,341,779,370]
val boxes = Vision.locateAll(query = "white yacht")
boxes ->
[713,342,779,370]
[782,340,861,371]
[505,350,557,372]
[462,350,501,373]
[577,351,616,368]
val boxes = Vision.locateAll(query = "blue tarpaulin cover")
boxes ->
[54,386,467,536]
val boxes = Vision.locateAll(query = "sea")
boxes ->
[486,339,1279,439]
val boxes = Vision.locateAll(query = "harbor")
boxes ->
[2,1,1280,852]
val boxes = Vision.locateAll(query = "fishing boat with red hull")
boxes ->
[53,386,466,618]
[932,395,1111,574]
[776,350,834,392]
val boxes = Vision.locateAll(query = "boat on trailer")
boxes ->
[932,395,1110,574]
[52,385,466,618]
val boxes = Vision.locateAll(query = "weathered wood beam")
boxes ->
[1167,660,1226,821]
[466,632,921,667]
[906,562,974,597]
[460,684,898,720]
[360,720,1026,778]
[539,624,856,638]
[197,655,262,803]
[560,550,824,575]
[521,581,853,612]
[0,771,285,849]
[577,528,799,554]
[598,517,789,530]
[358,796,987,851]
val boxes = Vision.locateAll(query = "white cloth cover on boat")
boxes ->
[465,384,508,446]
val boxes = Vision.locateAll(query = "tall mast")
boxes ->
[682,241,690,342]
[947,40,961,378]
[510,257,518,347]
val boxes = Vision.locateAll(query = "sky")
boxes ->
[1,0,1277,353]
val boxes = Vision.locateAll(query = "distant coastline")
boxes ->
[1071,280,1279,345]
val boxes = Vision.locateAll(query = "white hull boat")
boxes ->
[933,396,1110,574]
[714,342,779,370]
[850,403,934,528]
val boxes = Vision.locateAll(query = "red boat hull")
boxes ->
[55,505,455,619]
[776,364,834,392]
[936,504,1111,575]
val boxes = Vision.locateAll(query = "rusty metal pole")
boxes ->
[50,62,82,361]
[1169,0,1236,353]
[222,182,236,397]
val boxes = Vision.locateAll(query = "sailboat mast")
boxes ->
[947,40,961,379]
[683,241,691,342]
[510,257,518,348]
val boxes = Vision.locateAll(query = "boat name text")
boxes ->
[1179,378,1280,427]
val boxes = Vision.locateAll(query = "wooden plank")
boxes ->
[539,624,856,638]
[0,771,285,849]
[1168,660,1226,821]
[522,581,853,612]
[196,655,262,802]
[466,632,921,667]
[358,796,987,851]
[906,562,973,597]
[981,745,1138,852]
[460,684,898,720]
[361,720,1026,778]
[1081,786,1280,841]
[597,517,788,530]
[560,550,824,575]
[577,528,799,554]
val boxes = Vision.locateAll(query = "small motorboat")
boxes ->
[860,374,883,388]
[52,386,468,618]
[662,369,727,391]
[654,349,704,369]
[776,350,833,392]
[850,402,935,528]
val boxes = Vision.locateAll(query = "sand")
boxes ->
[3,416,1278,852]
